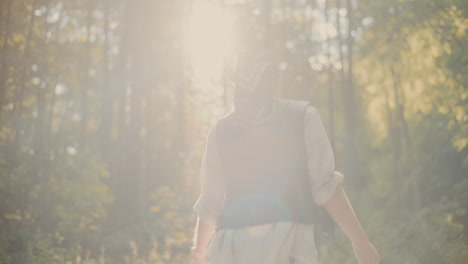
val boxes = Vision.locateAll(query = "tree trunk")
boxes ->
[390,66,412,151]
[336,0,348,156]
[0,0,13,111]
[101,0,112,157]
[13,0,38,140]
[344,0,357,179]
[384,84,400,189]
[79,0,94,146]
[390,65,419,210]
[325,0,336,150]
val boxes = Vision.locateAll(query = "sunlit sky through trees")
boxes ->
[186,0,356,90]
[187,1,236,82]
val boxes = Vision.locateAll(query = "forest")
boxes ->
[0,0,466,263]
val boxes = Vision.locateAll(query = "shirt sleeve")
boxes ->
[192,125,225,226]
[304,106,344,205]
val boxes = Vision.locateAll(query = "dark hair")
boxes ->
[233,47,279,97]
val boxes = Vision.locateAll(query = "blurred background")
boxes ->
[0,0,466,263]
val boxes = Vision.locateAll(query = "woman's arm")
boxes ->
[191,125,224,263]
[190,217,216,264]
[322,184,380,264]
[303,106,380,264]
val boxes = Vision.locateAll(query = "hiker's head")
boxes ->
[233,47,280,111]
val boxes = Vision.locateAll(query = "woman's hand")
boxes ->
[190,245,209,264]
[322,186,380,264]
[352,239,380,264]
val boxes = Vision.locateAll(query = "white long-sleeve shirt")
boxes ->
[193,102,344,264]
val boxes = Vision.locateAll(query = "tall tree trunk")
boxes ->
[335,0,346,93]
[13,0,38,140]
[105,0,131,259]
[390,65,419,210]
[107,0,150,256]
[325,0,336,150]
[390,66,412,151]
[384,84,400,189]
[177,0,189,162]
[336,0,347,157]
[79,0,94,146]
[0,0,13,111]
[33,6,55,173]
[101,0,112,157]
[344,0,357,179]
[346,0,357,173]
[384,83,403,218]
[29,2,56,243]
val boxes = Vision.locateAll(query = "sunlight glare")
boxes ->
[187,2,236,82]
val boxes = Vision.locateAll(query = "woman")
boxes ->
[190,47,380,264]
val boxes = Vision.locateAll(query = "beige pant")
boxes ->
[206,221,319,264]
